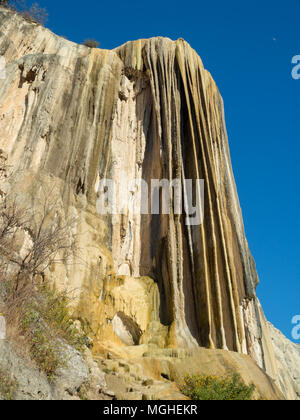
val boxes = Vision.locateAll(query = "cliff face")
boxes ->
[0,7,298,399]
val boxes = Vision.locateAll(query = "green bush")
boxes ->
[181,373,256,401]
[37,285,88,352]
[30,327,60,382]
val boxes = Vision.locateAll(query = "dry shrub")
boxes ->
[4,278,87,381]
[0,189,86,379]
[1,1,48,26]
[21,2,48,25]
[83,39,100,49]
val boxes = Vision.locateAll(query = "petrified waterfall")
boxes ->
[114,38,260,355]
[1,6,299,400]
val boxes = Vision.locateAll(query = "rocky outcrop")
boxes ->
[0,6,298,399]
[0,339,91,400]
[132,346,284,400]
[267,322,300,400]
[0,338,112,400]
[53,342,90,398]
[0,340,54,400]
[94,346,285,401]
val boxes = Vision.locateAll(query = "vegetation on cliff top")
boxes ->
[1,2,100,47]
[0,0,48,25]
[83,39,100,49]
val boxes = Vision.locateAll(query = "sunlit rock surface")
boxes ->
[267,321,300,400]
[0,6,298,399]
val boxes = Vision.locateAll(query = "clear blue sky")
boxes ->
[35,0,299,341]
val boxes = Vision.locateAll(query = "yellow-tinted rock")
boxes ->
[0,6,298,399]
[129,347,284,400]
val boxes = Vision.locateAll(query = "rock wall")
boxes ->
[0,6,298,399]
[267,321,300,400]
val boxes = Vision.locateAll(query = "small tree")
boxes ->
[0,0,25,10]
[21,2,48,25]
[83,39,100,49]
[0,188,85,378]
[0,1,48,26]
[0,187,78,293]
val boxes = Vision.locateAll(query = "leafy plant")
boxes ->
[37,285,88,352]
[29,326,61,382]
[181,373,256,401]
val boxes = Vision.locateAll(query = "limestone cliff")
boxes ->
[0,6,298,399]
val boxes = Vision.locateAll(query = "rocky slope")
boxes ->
[0,6,299,400]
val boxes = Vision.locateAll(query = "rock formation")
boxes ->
[267,322,300,399]
[0,6,299,400]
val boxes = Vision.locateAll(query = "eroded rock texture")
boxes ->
[267,322,300,400]
[0,6,298,399]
